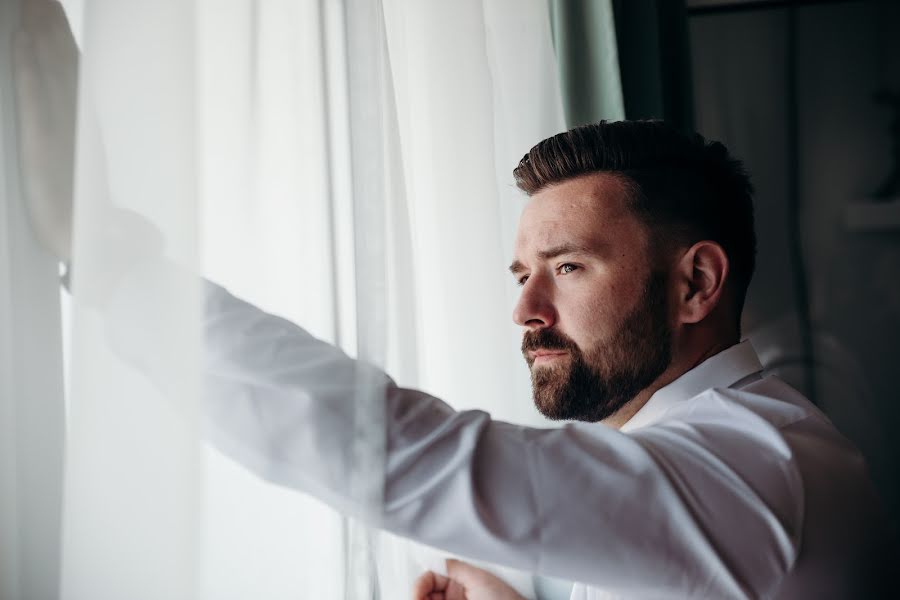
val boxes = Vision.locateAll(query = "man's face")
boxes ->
[510,173,673,422]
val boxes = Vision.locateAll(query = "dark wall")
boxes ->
[690,0,900,529]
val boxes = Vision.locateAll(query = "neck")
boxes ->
[600,334,738,430]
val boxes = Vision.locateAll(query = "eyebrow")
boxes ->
[508,243,597,275]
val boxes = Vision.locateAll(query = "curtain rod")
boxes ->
[688,0,870,17]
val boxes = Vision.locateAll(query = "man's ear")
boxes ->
[673,241,729,326]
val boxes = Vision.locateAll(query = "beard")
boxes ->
[522,271,672,422]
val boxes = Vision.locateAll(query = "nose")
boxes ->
[512,274,557,330]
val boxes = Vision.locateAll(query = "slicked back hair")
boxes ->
[513,120,756,331]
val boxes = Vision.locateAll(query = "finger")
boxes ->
[445,579,468,600]
[446,558,503,591]
[445,558,465,574]
[446,558,478,583]
[412,570,451,600]
[412,571,435,599]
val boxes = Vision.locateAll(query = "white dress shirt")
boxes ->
[107,262,890,599]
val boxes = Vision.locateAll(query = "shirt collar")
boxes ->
[619,340,764,433]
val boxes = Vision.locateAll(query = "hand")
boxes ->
[413,559,527,600]
[13,1,163,301]
[13,0,79,262]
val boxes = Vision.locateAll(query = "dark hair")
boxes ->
[513,120,756,328]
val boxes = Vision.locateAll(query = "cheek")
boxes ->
[558,285,616,346]
[563,272,646,343]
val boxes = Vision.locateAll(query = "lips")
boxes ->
[521,329,577,366]
[530,350,568,362]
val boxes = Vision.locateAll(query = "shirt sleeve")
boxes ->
[105,260,803,599]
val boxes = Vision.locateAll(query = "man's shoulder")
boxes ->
[644,374,818,434]
[634,375,859,466]
[647,375,869,480]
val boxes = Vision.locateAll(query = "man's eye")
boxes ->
[517,275,529,286]
[558,263,578,275]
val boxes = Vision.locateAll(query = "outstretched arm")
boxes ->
[104,259,802,599]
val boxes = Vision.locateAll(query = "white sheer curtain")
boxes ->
[8,0,569,597]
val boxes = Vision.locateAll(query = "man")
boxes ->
[405,122,892,598]
[103,122,889,599]
[13,6,892,595]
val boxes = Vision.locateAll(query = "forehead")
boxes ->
[515,172,645,254]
